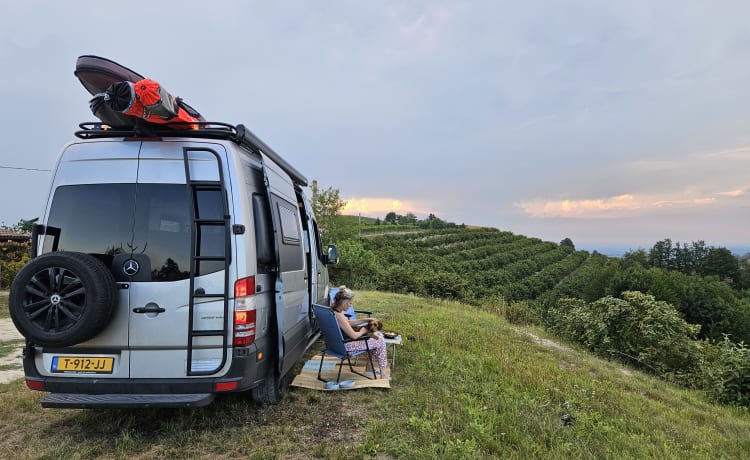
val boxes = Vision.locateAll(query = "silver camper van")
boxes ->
[9,122,338,408]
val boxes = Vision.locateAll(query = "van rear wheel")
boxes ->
[9,251,118,347]
[251,359,288,405]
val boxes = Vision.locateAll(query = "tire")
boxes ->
[251,358,289,405]
[9,251,118,347]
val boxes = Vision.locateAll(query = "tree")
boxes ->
[1,218,34,233]
[402,212,418,225]
[384,212,397,224]
[702,247,740,285]
[559,238,575,250]
[621,248,648,269]
[649,238,673,269]
[310,180,349,246]
[673,242,693,274]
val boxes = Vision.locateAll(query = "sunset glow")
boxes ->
[516,190,743,219]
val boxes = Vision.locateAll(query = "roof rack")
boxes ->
[74,121,308,186]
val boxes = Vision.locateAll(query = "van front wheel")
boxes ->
[9,251,118,347]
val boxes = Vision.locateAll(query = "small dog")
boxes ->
[365,319,383,338]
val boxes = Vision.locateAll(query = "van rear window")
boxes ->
[44,184,225,281]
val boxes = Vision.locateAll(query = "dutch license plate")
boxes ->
[51,356,114,374]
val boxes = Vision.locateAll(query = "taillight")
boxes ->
[234,276,255,297]
[215,381,240,392]
[26,379,45,391]
[234,276,256,347]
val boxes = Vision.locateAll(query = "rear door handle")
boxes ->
[133,306,166,314]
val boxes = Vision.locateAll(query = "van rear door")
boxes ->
[127,142,233,378]
[38,141,141,376]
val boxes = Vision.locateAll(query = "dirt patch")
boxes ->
[513,328,571,352]
[0,318,24,384]
[0,318,22,342]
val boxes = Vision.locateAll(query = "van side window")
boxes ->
[252,193,275,269]
[271,195,304,272]
[277,201,301,244]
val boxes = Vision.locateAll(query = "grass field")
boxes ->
[1,291,750,459]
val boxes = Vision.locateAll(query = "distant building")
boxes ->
[0,230,31,242]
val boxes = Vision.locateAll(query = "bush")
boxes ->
[700,337,750,406]
[0,239,30,290]
[1,257,28,290]
[421,271,468,300]
[546,291,702,379]
[504,301,539,325]
[334,240,379,288]
[607,266,750,343]
[375,263,425,295]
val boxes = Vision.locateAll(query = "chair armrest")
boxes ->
[343,335,370,343]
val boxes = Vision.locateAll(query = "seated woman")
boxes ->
[331,286,390,379]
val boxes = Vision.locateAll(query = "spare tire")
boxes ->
[9,251,118,347]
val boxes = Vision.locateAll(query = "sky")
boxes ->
[1,1,749,254]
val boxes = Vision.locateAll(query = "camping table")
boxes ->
[383,335,403,369]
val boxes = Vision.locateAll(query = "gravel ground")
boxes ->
[0,317,24,384]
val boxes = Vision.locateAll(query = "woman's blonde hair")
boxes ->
[332,286,354,309]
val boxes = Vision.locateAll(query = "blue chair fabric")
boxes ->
[312,303,376,383]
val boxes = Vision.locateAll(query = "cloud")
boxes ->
[716,189,744,198]
[515,189,743,219]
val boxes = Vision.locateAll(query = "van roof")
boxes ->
[74,121,309,186]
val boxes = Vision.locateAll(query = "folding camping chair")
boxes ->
[327,287,400,370]
[312,304,376,384]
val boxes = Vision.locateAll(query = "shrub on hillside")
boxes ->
[607,266,750,343]
[546,291,702,379]
[504,301,539,325]
[421,271,468,300]
[375,263,425,295]
[700,337,750,406]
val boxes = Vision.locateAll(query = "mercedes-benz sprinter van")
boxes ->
[9,122,338,408]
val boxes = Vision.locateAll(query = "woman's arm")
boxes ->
[336,311,366,339]
[351,318,380,331]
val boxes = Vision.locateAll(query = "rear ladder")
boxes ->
[183,148,232,376]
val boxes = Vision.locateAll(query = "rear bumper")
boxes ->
[42,392,214,409]
[25,374,243,394]
[22,341,273,408]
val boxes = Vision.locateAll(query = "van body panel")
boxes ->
[259,152,310,375]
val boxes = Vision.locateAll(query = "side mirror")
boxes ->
[326,245,339,265]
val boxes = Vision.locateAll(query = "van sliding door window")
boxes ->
[272,196,304,272]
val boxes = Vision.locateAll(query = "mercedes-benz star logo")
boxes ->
[123,259,140,276]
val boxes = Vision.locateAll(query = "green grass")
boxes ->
[1,291,750,459]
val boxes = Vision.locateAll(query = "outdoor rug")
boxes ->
[291,354,391,391]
